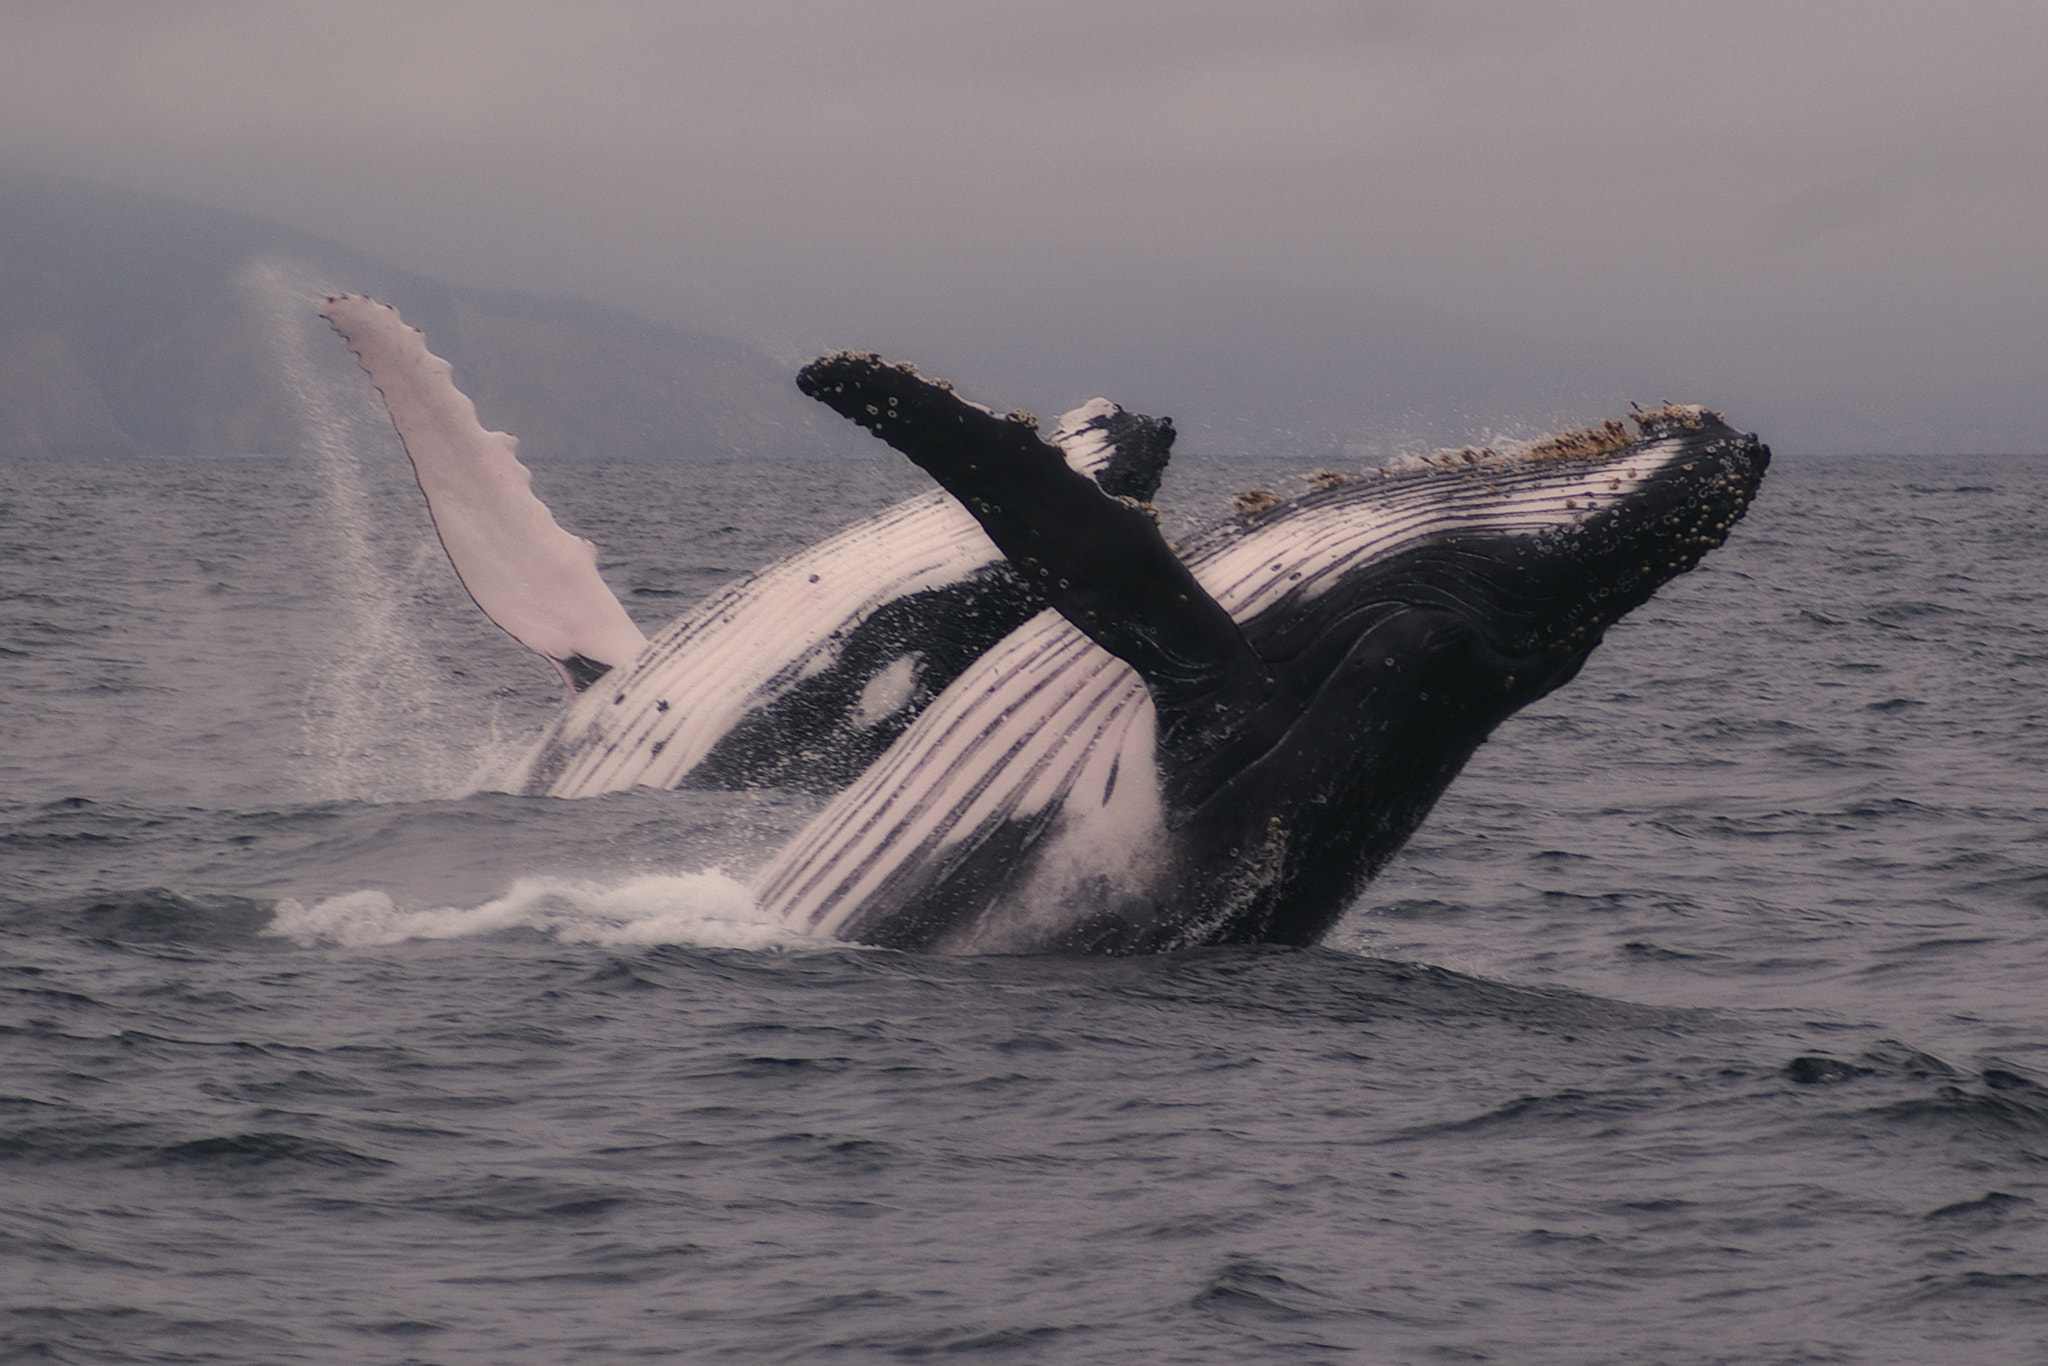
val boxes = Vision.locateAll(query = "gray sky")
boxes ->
[4,1,2045,453]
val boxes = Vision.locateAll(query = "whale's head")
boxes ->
[1456,406,1767,694]
[1203,405,1769,714]
[1396,406,1770,702]
[1172,407,1770,944]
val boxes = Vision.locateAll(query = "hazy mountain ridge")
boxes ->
[0,170,852,460]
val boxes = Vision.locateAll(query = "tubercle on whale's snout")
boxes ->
[1372,403,1730,484]
[1395,421,1767,677]
[1532,426,1769,656]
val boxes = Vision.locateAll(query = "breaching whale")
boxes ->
[750,355,1768,952]
[319,295,1172,797]
[321,295,1766,953]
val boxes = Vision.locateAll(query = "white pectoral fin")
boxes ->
[319,294,648,691]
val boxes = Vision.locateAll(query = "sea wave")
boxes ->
[266,870,815,950]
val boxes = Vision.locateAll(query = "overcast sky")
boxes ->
[3,1,2044,454]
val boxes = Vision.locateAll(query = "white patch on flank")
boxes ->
[793,642,843,681]
[506,491,991,796]
[265,870,813,950]
[853,654,920,728]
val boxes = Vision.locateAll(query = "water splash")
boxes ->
[266,870,815,950]
[241,258,492,801]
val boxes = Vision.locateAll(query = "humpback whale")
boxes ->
[319,295,1171,797]
[322,295,1767,953]
[752,355,1768,952]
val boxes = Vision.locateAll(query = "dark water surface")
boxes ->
[5,429,2048,1362]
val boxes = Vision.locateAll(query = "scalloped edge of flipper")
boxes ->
[319,294,648,692]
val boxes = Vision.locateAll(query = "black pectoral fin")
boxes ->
[797,353,1270,752]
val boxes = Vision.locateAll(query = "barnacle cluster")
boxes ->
[1380,400,1722,478]
[1519,419,1634,464]
[1630,401,1714,431]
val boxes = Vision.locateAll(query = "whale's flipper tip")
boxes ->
[320,293,649,692]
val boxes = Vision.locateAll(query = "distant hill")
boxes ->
[0,169,852,460]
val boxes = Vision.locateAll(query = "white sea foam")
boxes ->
[267,870,817,950]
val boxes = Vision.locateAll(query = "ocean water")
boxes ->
[5,385,2048,1361]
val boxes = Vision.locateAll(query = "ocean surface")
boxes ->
[5,357,2048,1362]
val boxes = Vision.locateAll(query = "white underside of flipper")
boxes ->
[320,294,648,690]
